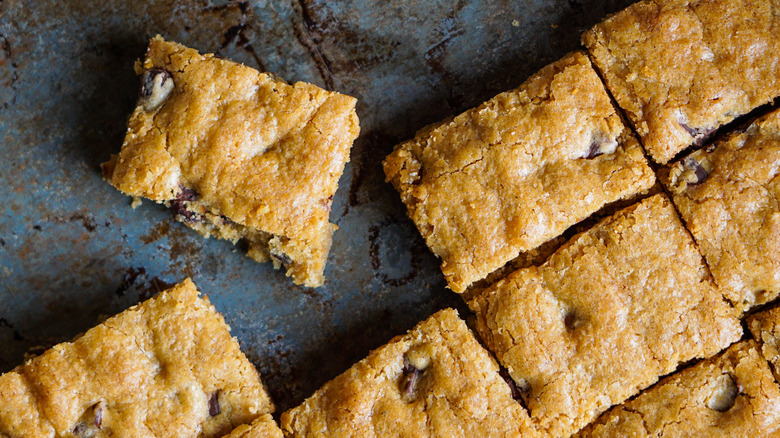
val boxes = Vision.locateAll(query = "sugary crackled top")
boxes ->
[220,415,283,438]
[748,305,780,383]
[583,0,780,164]
[0,279,273,438]
[661,107,780,312]
[469,194,742,438]
[280,308,539,438]
[578,340,780,437]
[384,51,654,293]
[106,36,359,247]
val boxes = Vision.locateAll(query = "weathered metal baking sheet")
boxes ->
[0,0,633,411]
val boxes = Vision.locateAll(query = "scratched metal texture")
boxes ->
[0,0,634,412]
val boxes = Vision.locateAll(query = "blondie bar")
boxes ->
[748,305,780,382]
[0,279,274,437]
[221,415,283,438]
[280,308,538,437]
[102,36,360,287]
[578,341,780,437]
[469,194,741,437]
[583,0,780,164]
[384,51,654,293]
[661,107,780,312]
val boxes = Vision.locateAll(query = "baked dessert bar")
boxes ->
[0,279,274,438]
[583,0,780,164]
[102,36,360,287]
[384,51,655,293]
[221,415,283,438]
[661,107,780,312]
[469,194,741,437]
[578,340,780,437]
[748,305,780,382]
[280,308,538,437]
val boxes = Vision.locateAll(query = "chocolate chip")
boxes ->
[677,116,716,147]
[140,68,174,112]
[564,312,582,330]
[498,368,522,401]
[400,361,421,397]
[583,133,618,159]
[93,402,103,428]
[73,402,104,438]
[271,251,293,266]
[171,199,200,223]
[682,156,709,185]
[208,390,221,417]
[707,374,739,412]
[176,186,198,201]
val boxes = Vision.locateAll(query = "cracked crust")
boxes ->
[103,36,360,287]
[383,51,655,293]
[660,107,780,312]
[748,306,780,383]
[0,279,274,438]
[583,0,780,164]
[468,194,742,438]
[221,415,283,438]
[578,340,780,437]
[279,309,539,437]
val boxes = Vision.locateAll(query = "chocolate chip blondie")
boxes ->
[221,415,283,438]
[469,194,741,438]
[383,51,655,293]
[583,0,780,164]
[102,36,360,287]
[748,305,780,382]
[578,340,780,437]
[0,279,274,437]
[661,107,780,312]
[280,308,538,437]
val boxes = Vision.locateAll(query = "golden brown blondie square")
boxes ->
[469,194,741,437]
[0,279,274,437]
[584,0,780,164]
[661,107,780,312]
[280,309,538,437]
[384,51,654,293]
[578,341,780,437]
[103,36,360,287]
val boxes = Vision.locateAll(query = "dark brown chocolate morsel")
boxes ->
[209,390,221,417]
[682,156,710,185]
[584,140,604,159]
[498,368,522,401]
[140,68,174,112]
[176,185,199,201]
[679,121,716,148]
[271,251,293,266]
[400,360,421,397]
[171,199,200,223]
[72,402,104,437]
[583,133,617,159]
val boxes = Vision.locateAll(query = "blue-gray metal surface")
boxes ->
[0,0,633,412]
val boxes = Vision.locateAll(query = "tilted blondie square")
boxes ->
[661,107,780,312]
[583,0,780,164]
[748,305,780,382]
[0,279,274,438]
[384,51,654,293]
[221,415,283,438]
[577,340,780,437]
[102,36,360,287]
[280,308,538,437]
[469,194,741,438]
